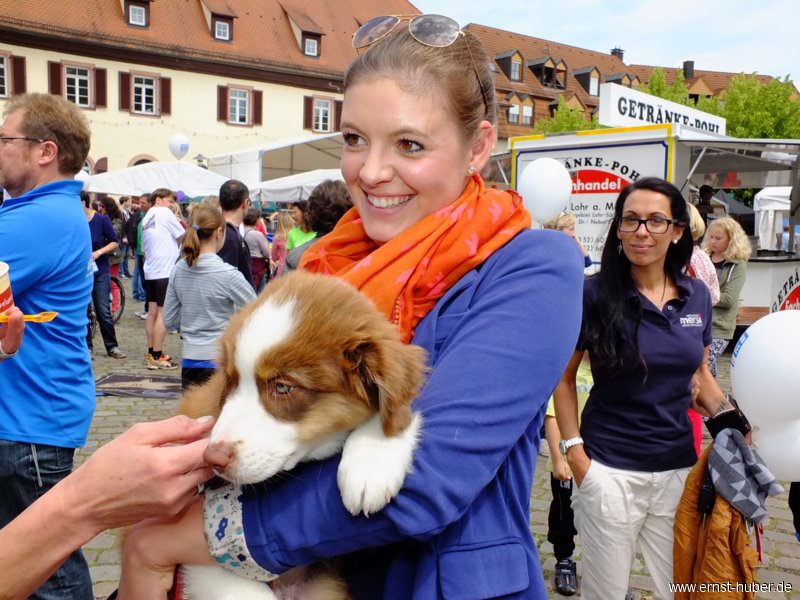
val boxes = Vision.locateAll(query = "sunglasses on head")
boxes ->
[352,14,490,117]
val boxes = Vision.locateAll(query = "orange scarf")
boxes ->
[300,175,531,342]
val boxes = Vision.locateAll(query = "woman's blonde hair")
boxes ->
[542,212,576,231]
[703,217,752,263]
[275,211,295,238]
[182,205,224,267]
[686,203,706,242]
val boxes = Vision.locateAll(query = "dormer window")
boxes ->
[125,1,149,27]
[303,35,321,57]
[212,16,233,41]
[528,56,566,89]
[574,67,601,96]
[510,59,521,82]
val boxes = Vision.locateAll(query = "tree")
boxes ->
[637,67,690,105]
[532,96,600,134]
[715,75,800,138]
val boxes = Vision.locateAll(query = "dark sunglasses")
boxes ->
[352,14,489,117]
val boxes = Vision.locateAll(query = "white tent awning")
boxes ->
[207,133,343,189]
[88,161,229,197]
[251,168,343,204]
[754,187,791,250]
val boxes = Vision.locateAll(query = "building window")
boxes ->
[129,4,146,26]
[508,104,519,124]
[215,20,230,41]
[65,66,91,107]
[522,105,533,125]
[217,86,262,126]
[0,56,7,97]
[313,98,331,132]
[510,60,521,81]
[229,88,248,124]
[588,75,598,94]
[304,37,319,57]
[133,75,156,114]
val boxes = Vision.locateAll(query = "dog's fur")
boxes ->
[177,271,427,600]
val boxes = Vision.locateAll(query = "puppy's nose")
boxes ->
[203,440,233,469]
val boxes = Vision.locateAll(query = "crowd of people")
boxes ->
[0,15,797,600]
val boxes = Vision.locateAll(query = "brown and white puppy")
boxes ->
[178,271,427,599]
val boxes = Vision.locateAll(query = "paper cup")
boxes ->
[0,261,13,314]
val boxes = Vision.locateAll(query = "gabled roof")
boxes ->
[202,0,237,18]
[494,49,520,60]
[281,2,325,35]
[572,66,599,76]
[628,64,777,95]
[466,23,630,109]
[0,0,419,83]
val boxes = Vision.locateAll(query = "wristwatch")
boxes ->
[559,437,584,455]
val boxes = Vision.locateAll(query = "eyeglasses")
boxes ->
[0,135,44,145]
[617,216,682,234]
[352,14,490,118]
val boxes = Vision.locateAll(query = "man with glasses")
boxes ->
[0,93,95,599]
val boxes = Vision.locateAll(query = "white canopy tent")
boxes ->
[754,187,791,250]
[207,133,343,189]
[88,161,229,197]
[250,168,343,204]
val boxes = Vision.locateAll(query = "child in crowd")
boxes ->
[163,205,255,390]
[544,354,592,596]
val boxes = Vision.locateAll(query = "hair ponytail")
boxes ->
[182,205,224,268]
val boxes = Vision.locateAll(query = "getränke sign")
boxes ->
[598,83,727,135]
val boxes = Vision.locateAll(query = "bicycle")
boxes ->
[110,274,125,323]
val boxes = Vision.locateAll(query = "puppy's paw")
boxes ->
[337,412,422,516]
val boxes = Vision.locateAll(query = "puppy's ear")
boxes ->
[346,336,427,437]
[178,369,228,419]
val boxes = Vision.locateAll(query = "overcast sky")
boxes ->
[412,0,798,82]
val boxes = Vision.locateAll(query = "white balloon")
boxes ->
[168,133,190,160]
[516,157,573,223]
[730,310,800,426]
[73,170,90,191]
[753,420,800,481]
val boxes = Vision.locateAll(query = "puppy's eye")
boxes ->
[275,381,295,394]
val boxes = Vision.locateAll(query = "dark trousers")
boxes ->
[548,473,577,561]
[88,270,119,352]
[0,441,93,599]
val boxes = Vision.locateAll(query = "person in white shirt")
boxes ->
[141,187,185,369]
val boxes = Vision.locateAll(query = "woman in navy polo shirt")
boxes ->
[554,178,738,599]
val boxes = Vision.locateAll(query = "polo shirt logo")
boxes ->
[680,313,704,327]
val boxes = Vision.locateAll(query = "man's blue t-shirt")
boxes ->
[0,180,95,447]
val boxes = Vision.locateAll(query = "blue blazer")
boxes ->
[239,229,583,599]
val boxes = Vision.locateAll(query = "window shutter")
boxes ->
[303,95,313,129]
[217,85,228,122]
[160,77,171,115]
[10,56,26,95]
[119,72,131,110]
[253,90,263,125]
[334,100,343,131]
[48,61,62,96]
[95,68,107,108]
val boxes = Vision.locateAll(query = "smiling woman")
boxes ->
[119,17,584,600]
[553,177,747,598]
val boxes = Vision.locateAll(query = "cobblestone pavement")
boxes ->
[79,278,799,599]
